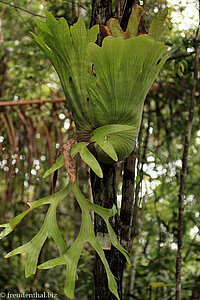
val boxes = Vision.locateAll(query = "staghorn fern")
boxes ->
[31,5,168,164]
[0,178,129,299]
[0,5,169,299]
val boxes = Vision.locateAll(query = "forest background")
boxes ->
[0,0,199,299]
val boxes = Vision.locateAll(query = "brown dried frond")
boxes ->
[62,139,76,183]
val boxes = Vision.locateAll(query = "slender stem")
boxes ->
[0,98,66,107]
[175,12,199,300]
[0,0,46,18]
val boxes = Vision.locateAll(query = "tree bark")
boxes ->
[90,1,140,299]
[120,0,138,31]
[91,165,125,300]
[71,0,78,23]
[90,0,112,26]
[90,0,112,45]
[90,2,123,299]
[121,148,137,252]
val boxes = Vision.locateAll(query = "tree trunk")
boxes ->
[90,1,139,299]
[90,1,121,299]
[91,165,125,300]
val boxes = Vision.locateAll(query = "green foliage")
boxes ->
[43,154,65,178]
[106,18,124,37]
[125,4,144,37]
[71,142,103,178]
[149,8,168,40]
[3,2,200,299]
[32,9,168,163]
[32,14,99,134]
[0,176,130,299]
[0,5,170,299]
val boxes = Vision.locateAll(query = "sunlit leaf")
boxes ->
[79,145,103,178]
[125,4,144,38]
[107,18,124,38]
[147,147,164,163]
[136,175,141,184]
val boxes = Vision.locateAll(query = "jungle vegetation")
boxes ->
[0,1,199,299]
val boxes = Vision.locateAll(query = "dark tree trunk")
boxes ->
[90,2,122,299]
[120,0,138,31]
[121,149,137,252]
[90,0,112,27]
[90,1,139,299]
[91,165,126,300]
[90,0,113,45]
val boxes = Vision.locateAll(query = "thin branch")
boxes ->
[0,97,66,107]
[175,7,199,300]
[13,0,32,31]
[183,233,198,262]
[0,1,5,43]
[167,52,195,61]
[6,110,17,152]
[63,0,87,12]
[125,293,143,300]
[0,112,15,203]
[17,110,34,158]
[0,112,14,151]
[131,113,144,239]
[0,0,46,18]
[42,120,53,167]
